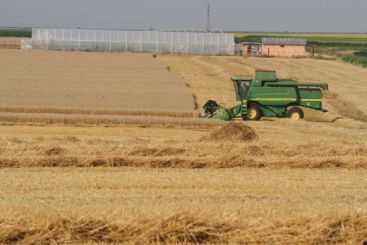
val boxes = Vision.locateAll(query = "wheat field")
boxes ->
[0,119,365,168]
[0,49,195,114]
[1,168,367,244]
[1,50,367,244]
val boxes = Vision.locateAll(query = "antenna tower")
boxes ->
[207,3,211,32]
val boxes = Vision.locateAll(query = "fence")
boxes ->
[0,38,21,49]
[32,28,234,55]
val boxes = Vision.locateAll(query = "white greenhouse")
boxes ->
[31,28,235,55]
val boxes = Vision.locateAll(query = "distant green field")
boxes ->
[0,28,31,38]
[234,32,367,39]
[235,32,367,47]
[342,50,367,67]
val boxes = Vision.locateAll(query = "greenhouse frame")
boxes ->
[32,28,235,55]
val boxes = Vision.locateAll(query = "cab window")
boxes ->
[239,81,250,97]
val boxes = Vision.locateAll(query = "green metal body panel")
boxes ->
[255,70,276,80]
[258,105,286,117]
[298,88,322,110]
[267,81,329,90]
[248,86,298,106]
[208,107,233,121]
[229,103,243,117]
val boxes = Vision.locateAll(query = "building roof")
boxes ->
[261,37,307,45]
[240,42,262,45]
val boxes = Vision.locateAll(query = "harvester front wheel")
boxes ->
[246,104,262,121]
[287,107,304,121]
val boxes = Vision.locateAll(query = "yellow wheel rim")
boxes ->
[291,112,300,121]
[248,108,257,119]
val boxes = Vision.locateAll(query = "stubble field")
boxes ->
[0,49,366,244]
[2,168,367,244]
[0,49,195,116]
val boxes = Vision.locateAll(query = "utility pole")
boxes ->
[206,3,211,32]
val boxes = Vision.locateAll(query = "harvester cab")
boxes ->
[203,70,328,121]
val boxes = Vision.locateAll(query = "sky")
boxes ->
[1,0,367,32]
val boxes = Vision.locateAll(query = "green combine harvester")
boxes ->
[203,70,328,121]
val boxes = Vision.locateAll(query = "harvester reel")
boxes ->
[203,100,220,115]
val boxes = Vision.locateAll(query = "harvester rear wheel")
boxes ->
[287,107,304,121]
[246,104,262,121]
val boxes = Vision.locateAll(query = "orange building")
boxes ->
[242,37,307,57]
